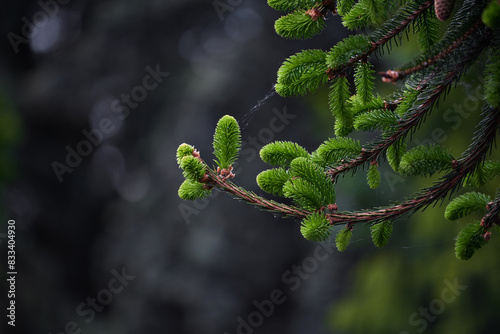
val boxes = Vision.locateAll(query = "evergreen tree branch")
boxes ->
[204,168,312,219]
[198,105,498,226]
[327,105,500,224]
[327,0,433,79]
[327,28,491,179]
[481,190,500,230]
[177,0,500,256]
[380,19,486,83]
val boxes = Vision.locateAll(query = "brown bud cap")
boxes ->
[379,69,400,84]
[484,231,492,241]
[327,203,338,211]
[434,0,456,22]
[200,174,210,183]
[384,101,397,111]
[326,68,335,80]
[305,7,323,21]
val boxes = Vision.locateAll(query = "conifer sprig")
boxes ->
[181,104,499,228]
[177,0,500,259]
[326,0,434,78]
[328,105,500,224]
[383,18,486,83]
[328,26,490,179]
[213,115,241,169]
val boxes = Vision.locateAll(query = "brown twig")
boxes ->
[327,27,490,180]
[327,0,434,79]
[205,106,500,226]
[380,19,485,83]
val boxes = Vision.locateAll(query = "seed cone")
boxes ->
[435,0,456,21]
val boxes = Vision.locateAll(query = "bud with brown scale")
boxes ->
[434,0,456,22]
[199,174,209,183]
[380,69,400,83]
[327,203,338,211]
[483,231,492,241]
[305,7,323,21]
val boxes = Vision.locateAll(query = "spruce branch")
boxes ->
[380,19,486,83]
[481,190,500,230]
[328,27,490,179]
[193,104,499,227]
[445,192,491,221]
[326,105,500,225]
[204,167,313,219]
[370,220,393,247]
[177,0,500,257]
[326,0,433,79]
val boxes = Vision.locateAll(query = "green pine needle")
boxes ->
[370,221,393,248]
[283,178,324,210]
[178,179,211,200]
[312,137,362,166]
[415,15,440,52]
[337,0,356,16]
[180,156,206,182]
[354,108,400,132]
[256,168,290,196]
[274,10,326,40]
[213,115,241,169]
[354,62,375,104]
[464,160,500,187]
[267,0,317,12]
[329,76,353,137]
[386,139,406,172]
[350,94,386,116]
[455,221,488,260]
[342,0,386,30]
[283,157,336,210]
[326,35,372,69]
[289,158,336,203]
[445,192,491,221]
[365,0,386,25]
[342,1,371,29]
[394,89,420,116]
[485,51,500,108]
[399,144,454,177]
[336,226,353,252]
[275,49,328,97]
[260,141,310,167]
[300,212,332,241]
[367,163,381,189]
[176,143,194,165]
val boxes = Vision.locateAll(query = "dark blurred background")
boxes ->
[0,0,499,334]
